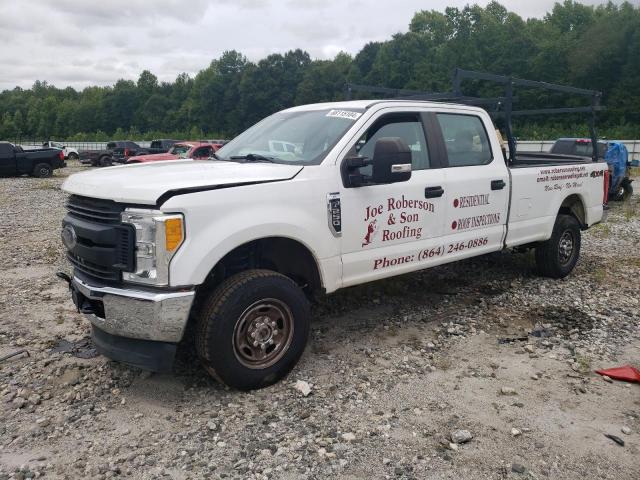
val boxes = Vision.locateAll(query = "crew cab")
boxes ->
[0,141,66,177]
[126,142,217,164]
[60,100,607,390]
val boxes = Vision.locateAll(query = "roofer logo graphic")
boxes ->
[362,219,378,247]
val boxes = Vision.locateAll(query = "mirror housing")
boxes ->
[342,137,412,187]
[371,137,412,184]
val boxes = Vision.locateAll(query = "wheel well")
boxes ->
[559,194,586,228]
[196,237,322,303]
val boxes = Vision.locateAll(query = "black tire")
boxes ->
[32,163,53,178]
[98,156,113,167]
[68,152,79,160]
[195,269,310,390]
[535,214,581,279]
[620,179,633,201]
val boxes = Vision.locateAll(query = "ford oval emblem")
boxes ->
[61,224,77,250]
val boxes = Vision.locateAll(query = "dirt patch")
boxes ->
[1,172,639,479]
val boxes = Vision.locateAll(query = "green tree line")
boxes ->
[1,1,639,142]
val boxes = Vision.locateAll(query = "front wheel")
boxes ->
[195,269,310,390]
[535,214,581,279]
[67,152,79,161]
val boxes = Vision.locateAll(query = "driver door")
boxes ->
[339,110,447,287]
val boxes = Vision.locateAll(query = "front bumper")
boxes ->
[70,276,195,343]
[91,325,177,372]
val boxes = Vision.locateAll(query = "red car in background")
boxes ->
[126,141,220,164]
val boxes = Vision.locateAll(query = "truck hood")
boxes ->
[62,160,304,205]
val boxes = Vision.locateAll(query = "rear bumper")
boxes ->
[71,275,195,343]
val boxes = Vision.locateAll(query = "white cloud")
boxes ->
[0,0,629,91]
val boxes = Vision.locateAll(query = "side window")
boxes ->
[193,147,212,158]
[0,143,13,156]
[355,115,430,171]
[437,114,492,167]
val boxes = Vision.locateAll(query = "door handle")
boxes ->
[491,179,506,190]
[425,186,444,198]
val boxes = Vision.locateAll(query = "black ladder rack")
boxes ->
[346,68,604,162]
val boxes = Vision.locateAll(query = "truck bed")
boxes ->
[510,152,594,168]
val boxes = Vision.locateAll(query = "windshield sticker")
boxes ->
[326,110,362,120]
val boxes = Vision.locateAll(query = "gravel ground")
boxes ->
[1,163,639,480]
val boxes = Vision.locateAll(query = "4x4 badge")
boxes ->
[327,192,342,237]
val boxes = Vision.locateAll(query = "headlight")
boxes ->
[121,208,184,286]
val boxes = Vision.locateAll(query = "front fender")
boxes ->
[162,177,340,289]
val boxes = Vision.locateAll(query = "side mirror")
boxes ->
[343,137,412,187]
[371,137,412,184]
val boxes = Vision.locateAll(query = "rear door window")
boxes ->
[436,114,492,167]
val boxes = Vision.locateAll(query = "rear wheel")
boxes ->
[195,269,310,390]
[32,163,52,178]
[618,178,633,201]
[535,214,581,279]
[98,156,113,167]
[67,152,79,161]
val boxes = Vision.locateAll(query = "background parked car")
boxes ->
[21,141,79,160]
[550,137,633,200]
[148,139,178,154]
[80,140,148,167]
[549,137,608,158]
[126,141,218,164]
[0,141,66,178]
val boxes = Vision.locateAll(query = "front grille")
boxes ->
[67,252,120,282]
[64,195,135,283]
[67,195,124,224]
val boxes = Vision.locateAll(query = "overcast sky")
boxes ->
[0,0,630,91]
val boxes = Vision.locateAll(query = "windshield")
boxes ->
[217,108,364,165]
[169,144,192,156]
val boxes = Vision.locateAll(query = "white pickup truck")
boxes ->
[22,141,79,160]
[60,100,607,390]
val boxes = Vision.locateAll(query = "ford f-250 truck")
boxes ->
[59,99,607,390]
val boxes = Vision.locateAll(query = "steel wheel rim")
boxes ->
[558,230,574,265]
[40,167,49,176]
[232,298,294,369]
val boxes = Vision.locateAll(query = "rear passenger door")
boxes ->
[436,112,509,257]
